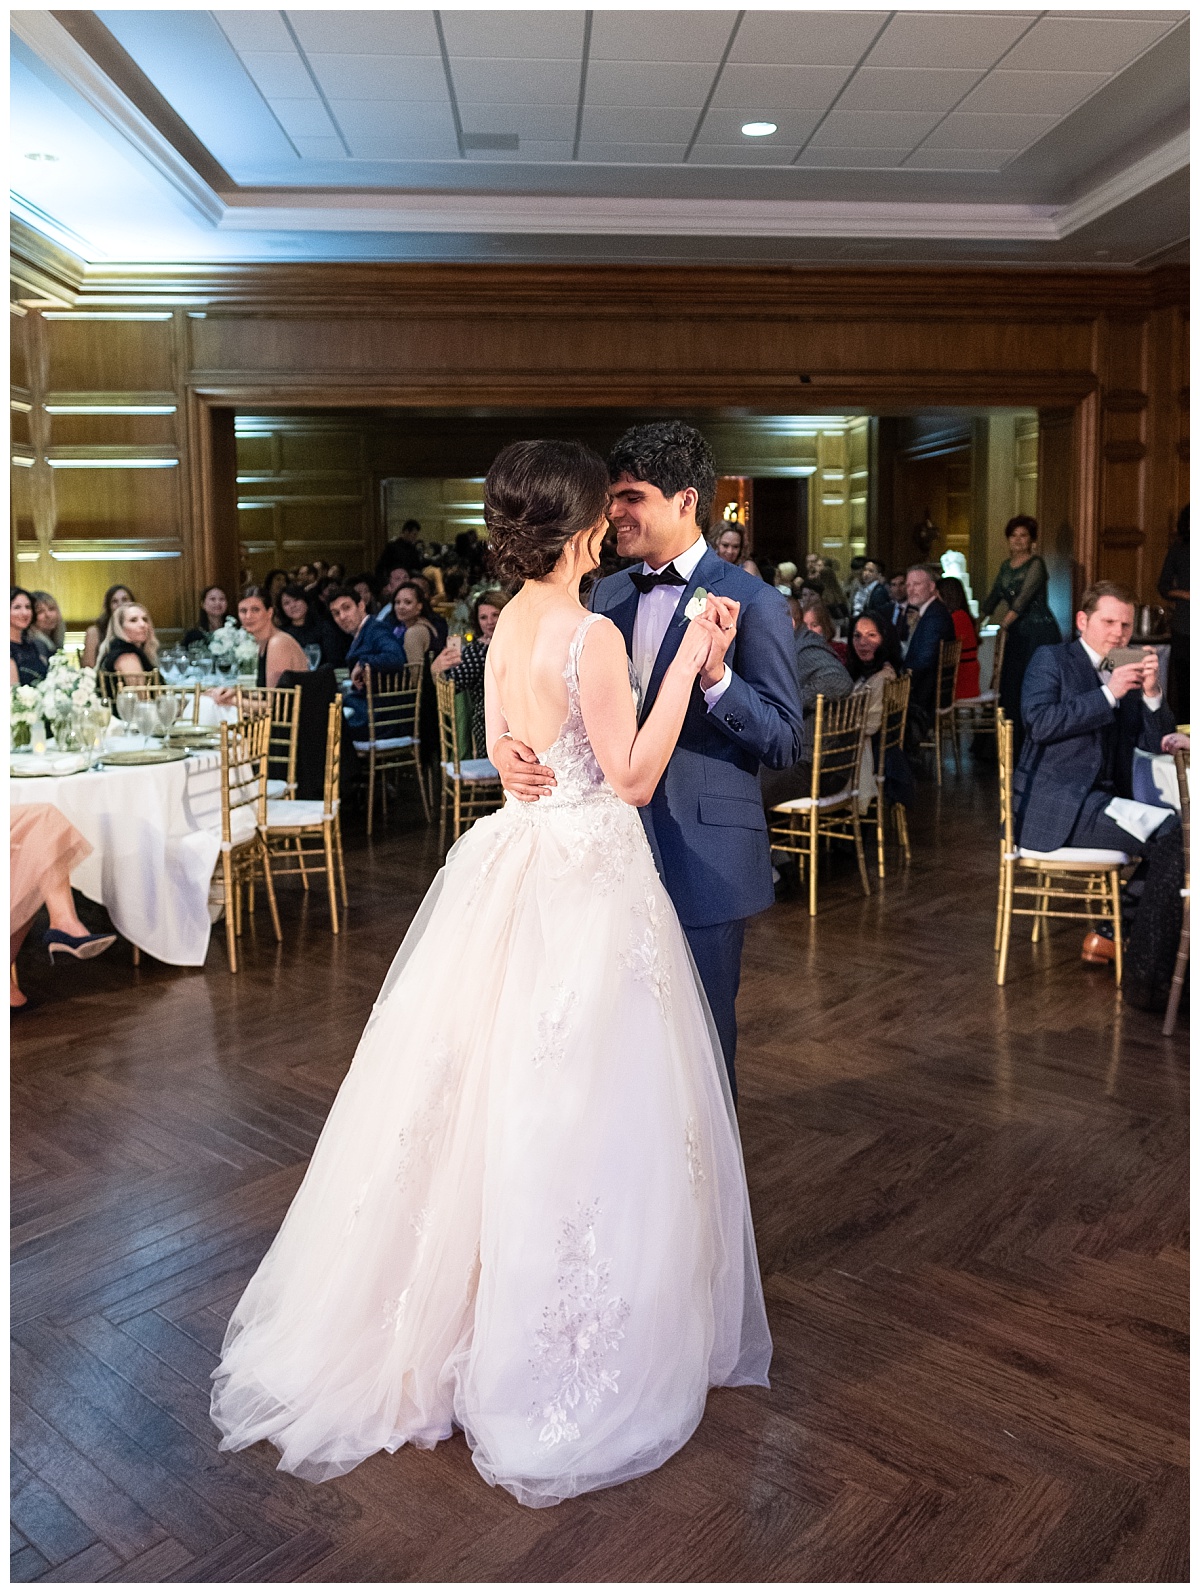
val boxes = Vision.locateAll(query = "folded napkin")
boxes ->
[10,752,87,775]
[1104,796,1173,844]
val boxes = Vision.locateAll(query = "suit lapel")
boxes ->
[640,547,726,722]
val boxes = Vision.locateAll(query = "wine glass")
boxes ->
[134,700,160,749]
[115,688,140,735]
[79,706,105,770]
[155,692,180,739]
[303,644,322,671]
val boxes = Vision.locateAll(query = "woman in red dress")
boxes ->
[937,576,980,699]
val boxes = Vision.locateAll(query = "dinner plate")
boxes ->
[100,747,191,766]
[168,728,220,747]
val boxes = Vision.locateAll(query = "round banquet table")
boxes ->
[9,747,228,967]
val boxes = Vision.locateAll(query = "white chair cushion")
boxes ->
[265,777,288,798]
[1016,845,1129,866]
[443,758,499,782]
[202,803,257,849]
[262,798,337,829]
[954,691,997,707]
[353,735,415,752]
[771,785,856,812]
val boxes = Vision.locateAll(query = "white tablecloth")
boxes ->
[10,749,227,966]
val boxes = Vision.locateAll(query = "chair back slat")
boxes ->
[879,673,910,758]
[99,668,160,701]
[435,676,462,772]
[236,683,302,794]
[323,699,341,810]
[989,626,1007,695]
[997,712,1016,853]
[219,714,271,843]
[811,691,868,794]
[936,639,963,713]
[365,664,422,744]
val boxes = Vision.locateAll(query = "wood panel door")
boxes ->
[750,477,807,569]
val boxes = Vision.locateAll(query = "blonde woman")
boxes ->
[97,601,159,684]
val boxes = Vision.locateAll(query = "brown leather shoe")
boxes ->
[1082,931,1117,965]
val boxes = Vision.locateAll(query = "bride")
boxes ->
[211,439,772,1507]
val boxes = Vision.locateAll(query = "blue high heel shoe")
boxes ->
[43,929,118,963]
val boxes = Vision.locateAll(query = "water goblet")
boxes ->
[155,692,180,738]
[79,708,105,770]
[134,700,159,749]
[115,687,140,734]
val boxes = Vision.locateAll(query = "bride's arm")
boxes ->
[579,612,726,806]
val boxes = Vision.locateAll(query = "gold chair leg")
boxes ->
[131,944,141,967]
[1031,873,1048,942]
[335,816,349,907]
[934,716,943,786]
[851,809,871,896]
[1163,920,1189,1036]
[366,752,376,837]
[950,712,961,776]
[221,852,238,974]
[296,833,309,891]
[323,823,340,934]
[260,841,282,943]
[416,753,432,823]
[994,855,1006,951]
[895,805,911,864]
[1110,870,1124,988]
[807,808,819,917]
[996,865,1014,985]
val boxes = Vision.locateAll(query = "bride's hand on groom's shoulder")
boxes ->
[493,734,556,801]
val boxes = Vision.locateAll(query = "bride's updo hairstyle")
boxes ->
[485,439,610,584]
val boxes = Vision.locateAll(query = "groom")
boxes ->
[493,421,802,1102]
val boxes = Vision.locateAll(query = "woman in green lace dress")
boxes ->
[979,515,1062,751]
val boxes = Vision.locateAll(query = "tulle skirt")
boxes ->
[10,804,92,931]
[211,789,771,1506]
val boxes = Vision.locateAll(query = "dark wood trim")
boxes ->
[9,221,84,306]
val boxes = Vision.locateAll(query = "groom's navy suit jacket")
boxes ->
[1013,639,1174,851]
[590,549,802,929]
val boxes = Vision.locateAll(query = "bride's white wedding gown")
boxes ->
[211,612,771,1507]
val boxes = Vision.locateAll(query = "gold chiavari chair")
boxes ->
[215,714,280,974]
[355,664,430,835]
[768,691,871,916]
[995,712,1128,987]
[864,673,912,878]
[918,638,962,784]
[435,676,502,849]
[235,683,302,799]
[952,624,1006,754]
[1162,750,1190,1037]
[259,700,348,933]
[98,668,160,701]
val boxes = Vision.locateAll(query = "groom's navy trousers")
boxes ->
[591,549,803,1108]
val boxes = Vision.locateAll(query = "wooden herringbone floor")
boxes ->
[10,764,1189,1582]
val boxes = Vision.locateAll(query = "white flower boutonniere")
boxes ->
[683,587,710,622]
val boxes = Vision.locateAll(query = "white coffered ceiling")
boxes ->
[9,7,1190,267]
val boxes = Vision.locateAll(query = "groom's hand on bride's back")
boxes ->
[493,735,556,802]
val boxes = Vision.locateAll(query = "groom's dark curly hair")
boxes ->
[607,422,717,531]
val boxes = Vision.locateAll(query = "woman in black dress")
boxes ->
[275,584,348,666]
[182,585,229,648]
[10,587,48,686]
[979,515,1062,751]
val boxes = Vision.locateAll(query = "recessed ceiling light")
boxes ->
[741,122,777,138]
[24,152,58,162]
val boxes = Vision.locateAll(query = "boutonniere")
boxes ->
[684,587,710,621]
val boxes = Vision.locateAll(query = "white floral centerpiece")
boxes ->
[208,617,261,675]
[11,654,99,748]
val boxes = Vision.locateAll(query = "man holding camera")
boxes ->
[1014,581,1186,1004]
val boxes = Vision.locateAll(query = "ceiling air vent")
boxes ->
[462,133,519,151]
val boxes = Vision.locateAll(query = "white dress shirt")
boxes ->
[1079,637,1162,712]
[631,534,732,709]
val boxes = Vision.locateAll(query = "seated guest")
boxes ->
[10,588,47,685]
[431,589,507,756]
[901,563,956,728]
[327,585,408,731]
[182,585,228,647]
[262,569,290,611]
[276,582,347,666]
[82,584,133,667]
[709,520,762,579]
[11,804,117,1008]
[937,575,980,698]
[29,592,65,659]
[852,559,890,621]
[443,569,471,631]
[847,612,915,814]
[775,560,798,595]
[817,559,849,625]
[97,602,158,684]
[348,573,379,615]
[760,596,853,813]
[885,571,908,629]
[382,583,440,664]
[407,576,450,648]
[327,561,345,584]
[1014,581,1181,1004]
[235,588,309,689]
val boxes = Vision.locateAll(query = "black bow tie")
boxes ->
[630,564,688,595]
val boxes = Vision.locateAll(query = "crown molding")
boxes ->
[11,8,223,226]
[9,216,85,305]
[1057,131,1190,238]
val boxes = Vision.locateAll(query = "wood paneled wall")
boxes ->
[10,229,1189,635]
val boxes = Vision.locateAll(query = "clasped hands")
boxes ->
[494,594,740,804]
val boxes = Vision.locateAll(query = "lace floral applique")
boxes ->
[532,985,578,1071]
[529,1201,630,1447]
[684,1118,705,1196]
[394,1043,455,1188]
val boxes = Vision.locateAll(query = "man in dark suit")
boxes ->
[494,422,802,1102]
[901,563,957,722]
[1014,581,1183,999]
